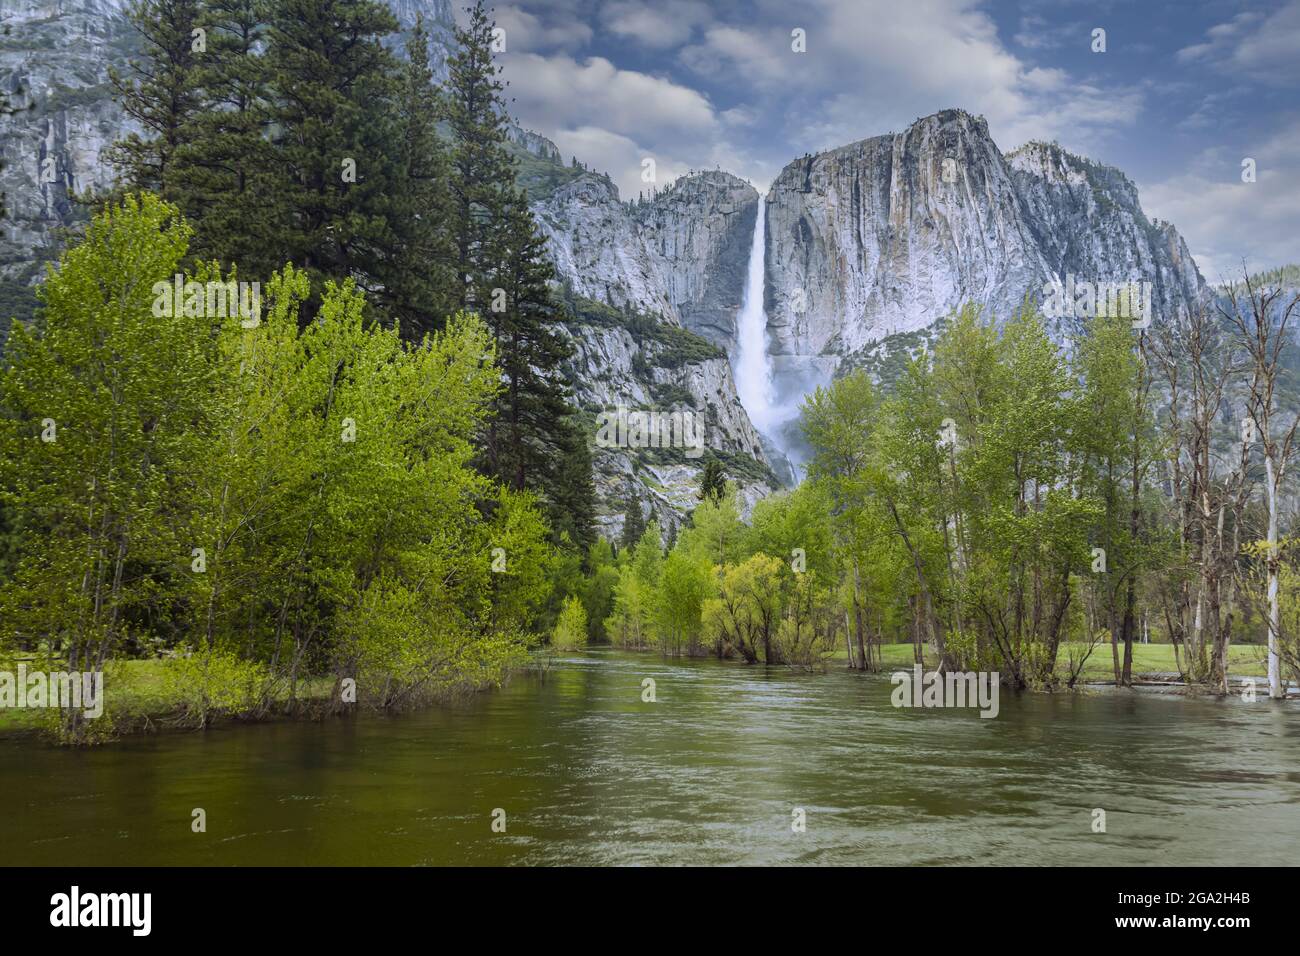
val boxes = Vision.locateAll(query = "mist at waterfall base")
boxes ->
[732,198,817,485]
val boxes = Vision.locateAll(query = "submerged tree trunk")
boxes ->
[1265,457,1283,699]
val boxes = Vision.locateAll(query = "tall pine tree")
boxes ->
[170,0,276,276]
[445,1,514,311]
[107,0,204,199]
[549,414,598,552]
[698,458,726,504]
[260,0,401,288]
[376,13,458,338]
[481,188,593,545]
[621,498,646,552]
[444,2,594,546]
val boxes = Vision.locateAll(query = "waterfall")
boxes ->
[735,199,776,435]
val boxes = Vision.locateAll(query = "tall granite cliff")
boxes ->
[1,0,136,315]
[529,168,778,535]
[762,109,1207,408]
[531,168,758,341]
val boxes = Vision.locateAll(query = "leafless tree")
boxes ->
[1222,269,1300,699]
[1150,303,1253,694]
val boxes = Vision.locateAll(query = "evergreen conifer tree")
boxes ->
[377,13,458,337]
[445,0,514,310]
[170,0,276,275]
[621,498,646,552]
[107,0,204,199]
[260,0,401,286]
[699,458,726,504]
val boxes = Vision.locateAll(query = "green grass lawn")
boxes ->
[840,641,1269,680]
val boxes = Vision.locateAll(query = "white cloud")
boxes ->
[600,0,713,48]
[494,6,593,53]
[1143,119,1300,281]
[503,53,717,140]
[1176,3,1299,85]
[547,126,692,199]
[1022,67,1069,93]
[500,52,724,197]
[497,0,1152,214]
[671,0,1142,159]
[1013,14,1085,51]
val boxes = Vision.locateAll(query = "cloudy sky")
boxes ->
[478,0,1299,282]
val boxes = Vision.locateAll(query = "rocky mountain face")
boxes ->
[531,169,758,337]
[556,295,773,540]
[530,168,779,536]
[0,0,135,319]
[763,109,1208,409]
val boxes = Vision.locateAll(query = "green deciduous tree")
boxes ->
[0,194,220,740]
[0,195,553,738]
[552,595,587,650]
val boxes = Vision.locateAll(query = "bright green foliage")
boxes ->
[797,303,1128,686]
[745,482,835,580]
[0,196,551,738]
[99,0,597,605]
[653,548,713,656]
[605,521,663,648]
[702,553,784,663]
[158,645,268,727]
[801,368,905,670]
[552,595,588,650]
[679,489,744,567]
[579,539,619,643]
[0,194,219,737]
[1072,311,1161,685]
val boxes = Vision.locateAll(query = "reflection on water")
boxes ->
[3,649,1298,865]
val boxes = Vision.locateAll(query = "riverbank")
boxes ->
[0,658,337,737]
[1,641,1284,740]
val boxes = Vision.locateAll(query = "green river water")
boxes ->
[4,649,1298,865]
